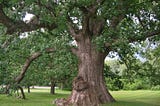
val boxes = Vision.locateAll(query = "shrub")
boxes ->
[151,85,160,90]
[122,79,150,90]
[0,86,5,94]
[105,78,123,91]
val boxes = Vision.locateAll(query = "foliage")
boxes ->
[122,79,150,90]
[0,29,77,94]
[105,40,160,91]
[104,63,123,91]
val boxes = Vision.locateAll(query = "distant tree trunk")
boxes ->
[18,86,25,99]
[60,83,64,90]
[55,36,115,106]
[5,84,10,94]
[27,86,30,93]
[50,80,55,95]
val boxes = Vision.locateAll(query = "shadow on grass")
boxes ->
[25,92,70,100]
[0,93,70,106]
[101,101,160,106]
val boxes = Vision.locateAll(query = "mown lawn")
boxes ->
[0,88,160,106]
[103,90,160,106]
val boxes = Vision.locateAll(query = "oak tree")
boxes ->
[0,0,160,106]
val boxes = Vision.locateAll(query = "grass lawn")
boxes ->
[103,90,160,106]
[0,88,160,106]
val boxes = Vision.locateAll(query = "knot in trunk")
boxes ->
[73,76,89,92]
[54,98,68,106]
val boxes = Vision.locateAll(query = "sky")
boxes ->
[23,13,34,22]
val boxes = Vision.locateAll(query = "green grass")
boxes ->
[0,89,70,106]
[102,90,160,106]
[0,89,160,106]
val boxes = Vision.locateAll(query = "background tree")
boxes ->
[0,29,77,97]
[104,63,123,91]
[139,40,160,88]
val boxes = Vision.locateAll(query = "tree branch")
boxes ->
[1,36,14,49]
[0,6,57,34]
[15,47,55,84]
[67,16,77,37]
[34,0,56,17]
[110,15,125,28]
[129,30,160,43]
[67,15,82,41]
[104,30,160,50]
[110,1,125,29]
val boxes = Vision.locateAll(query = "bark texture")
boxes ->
[55,2,116,105]
[70,37,115,106]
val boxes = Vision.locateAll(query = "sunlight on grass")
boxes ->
[0,89,160,106]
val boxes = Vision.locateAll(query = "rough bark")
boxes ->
[71,38,115,106]
[55,2,116,105]
[55,35,115,106]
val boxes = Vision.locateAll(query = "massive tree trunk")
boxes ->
[70,37,115,106]
[55,36,115,106]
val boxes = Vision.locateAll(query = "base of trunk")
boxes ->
[54,76,115,106]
